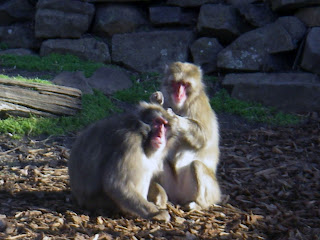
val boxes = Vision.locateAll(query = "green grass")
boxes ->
[210,90,301,126]
[0,43,8,50]
[0,90,119,138]
[0,53,105,77]
[113,73,161,103]
[0,83,301,138]
[0,74,53,85]
[0,52,302,137]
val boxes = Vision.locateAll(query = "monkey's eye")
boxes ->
[153,117,168,126]
[184,82,191,88]
[171,82,179,89]
[171,81,190,89]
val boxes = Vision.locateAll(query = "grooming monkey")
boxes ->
[151,61,221,210]
[68,102,177,222]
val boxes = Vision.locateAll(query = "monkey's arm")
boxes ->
[103,182,170,222]
[175,116,206,150]
[147,181,168,209]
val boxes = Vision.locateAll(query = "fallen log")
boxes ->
[0,78,82,118]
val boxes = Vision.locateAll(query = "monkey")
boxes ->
[68,101,177,222]
[151,61,221,210]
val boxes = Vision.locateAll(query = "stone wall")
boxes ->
[0,0,320,112]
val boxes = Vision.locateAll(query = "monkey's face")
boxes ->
[150,115,168,150]
[139,102,173,151]
[170,80,190,108]
[164,62,203,110]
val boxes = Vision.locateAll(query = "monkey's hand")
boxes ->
[175,115,191,133]
[151,210,170,222]
[148,182,168,209]
[171,115,205,149]
[150,91,164,105]
[167,108,175,117]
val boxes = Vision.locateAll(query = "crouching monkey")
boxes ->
[68,102,177,222]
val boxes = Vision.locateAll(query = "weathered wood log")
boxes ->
[0,78,82,118]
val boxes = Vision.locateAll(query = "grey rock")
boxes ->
[35,0,94,38]
[271,0,320,11]
[223,72,320,112]
[0,0,34,26]
[167,0,220,7]
[0,48,37,56]
[295,7,320,27]
[217,26,290,71]
[197,4,248,43]
[236,3,277,27]
[275,16,306,45]
[88,66,132,95]
[180,9,198,26]
[52,71,93,94]
[149,6,181,26]
[112,31,194,73]
[0,23,41,49]
[190,37,223,73]
[40,38,111,63]
[217,17,306,71]
[93,4,146,37]
[87,0,148,2]
[226,0,257,4]
[301,27,320,74]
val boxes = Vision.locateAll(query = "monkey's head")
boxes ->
[162,62,204,110]
[138,102,175,153]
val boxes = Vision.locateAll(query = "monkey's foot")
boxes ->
[185,201,202,211]
[151,210,170,222]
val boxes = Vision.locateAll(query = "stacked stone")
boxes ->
[0,0,319,112]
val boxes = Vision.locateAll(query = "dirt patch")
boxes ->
[0,116,319,239]
[0,69,319,239]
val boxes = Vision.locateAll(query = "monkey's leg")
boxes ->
[104,184,170,222]
[186,160,221,210]
[147,181,168,209]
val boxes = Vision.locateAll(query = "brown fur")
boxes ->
[157,62,221,210]
[68,102,176,221]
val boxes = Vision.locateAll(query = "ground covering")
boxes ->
[0,115,319,239]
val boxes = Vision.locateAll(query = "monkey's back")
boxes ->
[68,113,145,209]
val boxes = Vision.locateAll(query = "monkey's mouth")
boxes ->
[152,137,162,147]
[151,135,165,149]
[172,92,187,106]
[172,82,187,105]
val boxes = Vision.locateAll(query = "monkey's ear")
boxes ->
[164,64,168,70]
[138,120,151,139]
[137,101,153,121]
[164,63,170,75]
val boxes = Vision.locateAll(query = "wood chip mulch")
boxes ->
[0,116,319,240]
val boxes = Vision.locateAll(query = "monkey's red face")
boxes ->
[150,117,168,149]
[171,81,190,107]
